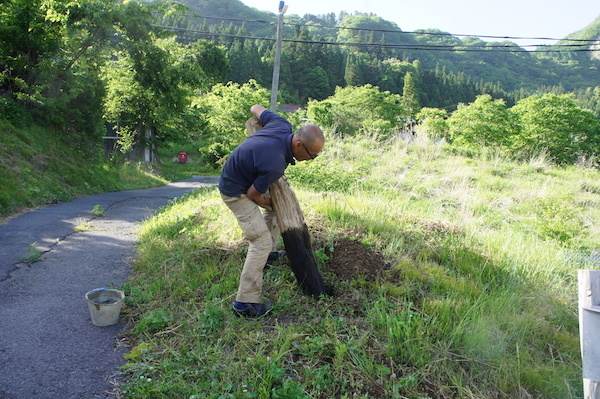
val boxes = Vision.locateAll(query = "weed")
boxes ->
[24,243,42,263]
[92,205,105,216]
[74,221,93,232]
[132,309,172,334]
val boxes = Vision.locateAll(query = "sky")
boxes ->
[238,0,600,48]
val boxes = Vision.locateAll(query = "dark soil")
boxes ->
[325,238,389,282]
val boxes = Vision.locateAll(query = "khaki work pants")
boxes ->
[221,193,279,303]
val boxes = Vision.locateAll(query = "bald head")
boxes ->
[296,124,325,147]
[293,124,325,161]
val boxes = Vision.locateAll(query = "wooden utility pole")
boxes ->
[579,269,600,398]
[269,1,286,112]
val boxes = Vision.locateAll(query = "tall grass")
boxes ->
[121,137,597,398]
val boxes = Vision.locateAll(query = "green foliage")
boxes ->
[191,80,269,167]
[92,205,105,217]
[511,93,600,164]
[180,4,599,109]
[0,0,122,140]
[133,309,172,334]
[336,13,408,48]
[124,342,152,361]
[402,72,421,117]
[416,107,448,140]
[448,94,519,149]
[187,40,231,84]
[306,84,406,137]
[103,32,227,153]
[24,244,43,264]
[278,26,339,104]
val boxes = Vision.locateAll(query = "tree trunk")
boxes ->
[270,176,328,297]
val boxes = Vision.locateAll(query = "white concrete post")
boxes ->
[579,269,600,398]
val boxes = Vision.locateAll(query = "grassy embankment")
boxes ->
[0,119,213,218]
[120,135,600,398]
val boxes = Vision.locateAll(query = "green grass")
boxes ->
[0,119,217,217]
[120,136,597,398]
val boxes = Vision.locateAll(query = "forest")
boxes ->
[165,2,600,104]
[0,0,599,167]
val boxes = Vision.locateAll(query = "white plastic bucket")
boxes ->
[85,288,125,326]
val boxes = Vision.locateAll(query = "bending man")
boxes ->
[218,104,325,317]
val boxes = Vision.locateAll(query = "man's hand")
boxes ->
[246,184,272,209]
[250,104,267,120]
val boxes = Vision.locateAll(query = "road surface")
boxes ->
[0,176,218,398]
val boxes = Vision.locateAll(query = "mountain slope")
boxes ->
[558,15,600,60]
[169,0,598,93]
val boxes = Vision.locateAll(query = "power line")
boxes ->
[155,25,599,53]
[293,23,598,43]
[182,14,600,44]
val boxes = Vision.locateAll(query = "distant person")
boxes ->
[219,104,325,317]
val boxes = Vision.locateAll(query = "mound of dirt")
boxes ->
[326,238,388,282]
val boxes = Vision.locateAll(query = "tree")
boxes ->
[0,0,195,152]
[103,30,227,160]
[0,0,125,139]
[416,107,448,141]
[511,93,600,163]
[0,0,65,100]
[191,80,270,167]
[227,39,265,85]
[344,54,364,86]
[307,84,406,137]
[336,13,410,53]
[188,40,230,84]
[279,27,333,104]
[447,94,519,149]
[402,72,421,118]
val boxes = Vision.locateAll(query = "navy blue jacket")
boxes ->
[219,110,295,196]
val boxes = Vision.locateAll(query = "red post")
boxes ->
[178,151,188,163]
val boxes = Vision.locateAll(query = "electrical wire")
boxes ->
[182,14,600,44]
[155,25,599,53]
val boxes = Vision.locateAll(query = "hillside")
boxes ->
[556,15,600,61]
[166,0,599,95]
[0,119,184,217]
[118,135,600,398]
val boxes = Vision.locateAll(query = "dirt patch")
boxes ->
[325,238,389,282]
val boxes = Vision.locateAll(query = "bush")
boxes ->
[447,94,519,150]
[512,94,600,164]
[192,80,269,167]
[306,85,406,137]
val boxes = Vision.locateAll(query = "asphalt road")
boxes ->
[0,176,219,399]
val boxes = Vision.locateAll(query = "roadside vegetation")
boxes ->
[121,133,599,398]
[0,117,221,217]
[0,118,199,217]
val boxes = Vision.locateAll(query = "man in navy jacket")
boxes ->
[219,104,325,317]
